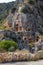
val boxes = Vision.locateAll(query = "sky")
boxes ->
[0,0,16,3]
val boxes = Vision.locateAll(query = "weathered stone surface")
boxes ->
[0,50,43,63]
[0,0,43,56]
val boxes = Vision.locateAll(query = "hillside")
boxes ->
[0,0,43,57]
[0,1,16,23]
[1,0,43,34]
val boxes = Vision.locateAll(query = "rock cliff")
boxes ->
[0,0,43,52]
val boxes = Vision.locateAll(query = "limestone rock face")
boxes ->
[0,0,43,52]
[6,0,43,34]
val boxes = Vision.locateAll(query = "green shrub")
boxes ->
[0,40,18,51]
[21,7,27,14]
[29,0,34,4]
[8,46,15,52]
[11,7,16,13]
[21,7,30,14]
[38,30,43,35]
[0,48,6,52]
[40,5,43,11]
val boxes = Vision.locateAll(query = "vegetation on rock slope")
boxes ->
[0,40,18,52]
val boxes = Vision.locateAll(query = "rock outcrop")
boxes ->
[0,0,43,53]
[0,50,43,63]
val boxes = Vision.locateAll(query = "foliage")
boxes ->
[21,8,27,14]
[8,46,15,52]
[40,5,43,11]
[38,30,43,35]
[0,40,18,51]
[21,7,30,14]
[29,0,35,4]
[11,7,16,13]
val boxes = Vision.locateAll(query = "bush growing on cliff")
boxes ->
[29,0,35,4]
[21,7,28,14]
[21,6,31,14]
[11,7,16,13]
[40,5,43,11]
[0,40,18,52]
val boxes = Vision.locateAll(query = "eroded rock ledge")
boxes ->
[0,50,43,63]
